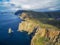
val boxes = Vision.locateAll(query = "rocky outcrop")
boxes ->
[18,12,39,34]
[31,28,60,45]
[18,20,38,34]
[17,12,60,45]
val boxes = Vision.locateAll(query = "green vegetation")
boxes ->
[23,11,60,29]
[32,35,50,45]
[30,18,59,30]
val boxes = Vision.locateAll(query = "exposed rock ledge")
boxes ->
[18,12,60,45]
[18,12,39,34]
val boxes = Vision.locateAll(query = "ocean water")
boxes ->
[0,12,30,45]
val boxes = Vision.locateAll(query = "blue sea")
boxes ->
[0,12,30,45]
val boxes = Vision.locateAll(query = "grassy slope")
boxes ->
[23,11,60,29]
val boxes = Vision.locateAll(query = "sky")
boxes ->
[0,0,60,12]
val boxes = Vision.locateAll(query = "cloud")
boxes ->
[0,1,19,11]
[0,0,60,11]
[9,0,60,11]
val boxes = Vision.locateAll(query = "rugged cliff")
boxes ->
[17,11,60,45]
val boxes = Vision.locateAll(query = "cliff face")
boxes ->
[18,12,40,34]
[31,29,60,45]
[18,11,60,45]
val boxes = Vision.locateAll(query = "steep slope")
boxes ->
[17,11,60,45]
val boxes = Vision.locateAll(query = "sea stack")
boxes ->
[8,28,13,34]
